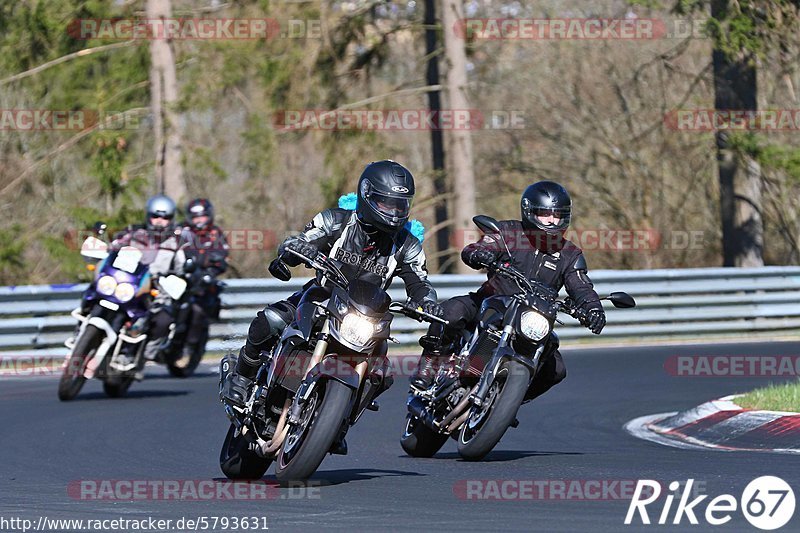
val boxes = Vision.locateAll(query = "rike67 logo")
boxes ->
[625,477,795,530]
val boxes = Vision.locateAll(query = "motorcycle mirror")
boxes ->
[93,221,107,236]
[473,215,501,234]
[473,215,512,258]
[607,291,636,308]
[268,258,292,282]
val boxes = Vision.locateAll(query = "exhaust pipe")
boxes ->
[407,395,438,430]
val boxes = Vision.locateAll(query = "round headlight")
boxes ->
[340,313,375,346]
[96,275,118,296]
[520,310,551,341]
[114,282,136,302]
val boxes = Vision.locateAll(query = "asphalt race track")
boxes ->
[1,341,799,532]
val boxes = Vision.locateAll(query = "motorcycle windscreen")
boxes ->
[346,279,391,315]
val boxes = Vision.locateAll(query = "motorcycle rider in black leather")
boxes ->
[221,160,442,413]
[409,181,606,394]
[177,198,229,367]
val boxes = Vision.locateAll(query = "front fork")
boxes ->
[288,321,331,425]
[470,323,513,407]
[469,300,545,407]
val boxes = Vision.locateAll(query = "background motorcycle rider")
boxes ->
[177,198,230,368]
[410,180,607,394]
[221,160,443,413]
[108,194,187,363]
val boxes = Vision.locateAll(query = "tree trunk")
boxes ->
[441,0,476,274]
[147,0,185,201]
[424,0,451,273]
[711,0,763,267]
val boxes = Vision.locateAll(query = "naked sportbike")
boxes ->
[219,248,444,482]
[401,215,636,460]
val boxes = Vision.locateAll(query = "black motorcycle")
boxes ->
[158,260,225,378]
[401,215,636,461]
[219,247,445,482]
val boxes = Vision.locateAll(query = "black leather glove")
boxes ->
[585,308,606,335]
[285,239,318,260]
[422,301,444,318]
[467,249,498,269]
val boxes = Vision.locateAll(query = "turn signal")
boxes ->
[86,264,96,271]
[150,289,159,297]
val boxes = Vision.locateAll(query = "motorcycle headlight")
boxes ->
[114,282,136,303]
[340,313,375,346]
[96,275,118,296]
[520,310,551,341]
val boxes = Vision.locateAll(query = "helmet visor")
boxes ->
[189,204,207,216]
[523,203,571,232]
[368,193,411,221]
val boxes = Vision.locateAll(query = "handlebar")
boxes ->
[389,300,449,325]
[282,248,348,288]
[487,261,593,325]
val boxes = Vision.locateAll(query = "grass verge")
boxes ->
[736,380,800,412]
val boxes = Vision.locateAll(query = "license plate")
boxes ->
[99,299,120,311]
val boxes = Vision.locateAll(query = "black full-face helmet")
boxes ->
[355,160,415,234]
[186,198,215,230]
[520,181,572,235]
[145,194,177,231]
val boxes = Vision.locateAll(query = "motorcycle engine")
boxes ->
[447,386,469,410]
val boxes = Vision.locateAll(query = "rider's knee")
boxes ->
[247,306,289,345]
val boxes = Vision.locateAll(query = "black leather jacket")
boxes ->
[279,208,437,304]
[462,219,602,313]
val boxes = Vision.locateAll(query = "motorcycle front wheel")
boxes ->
[457,360,530,461]
[275,379,351,484]
[58,325,103,401]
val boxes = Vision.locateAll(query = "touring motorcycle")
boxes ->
[219,247,445,482]
[58,227,189,400]
[401,215,636,460]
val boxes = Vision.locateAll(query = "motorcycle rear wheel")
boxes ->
[219,423,273,480]
[103,377,134,398]
[400,414,448,458]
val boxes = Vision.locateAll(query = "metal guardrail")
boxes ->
[1,266,799,357]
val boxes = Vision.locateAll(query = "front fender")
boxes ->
[289,357,359,425]
[306,357,360,391]
[474,343,542,405]
[82,316,119,379]
[295,358,360,405]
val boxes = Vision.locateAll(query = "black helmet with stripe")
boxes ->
[355,160,415,234]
